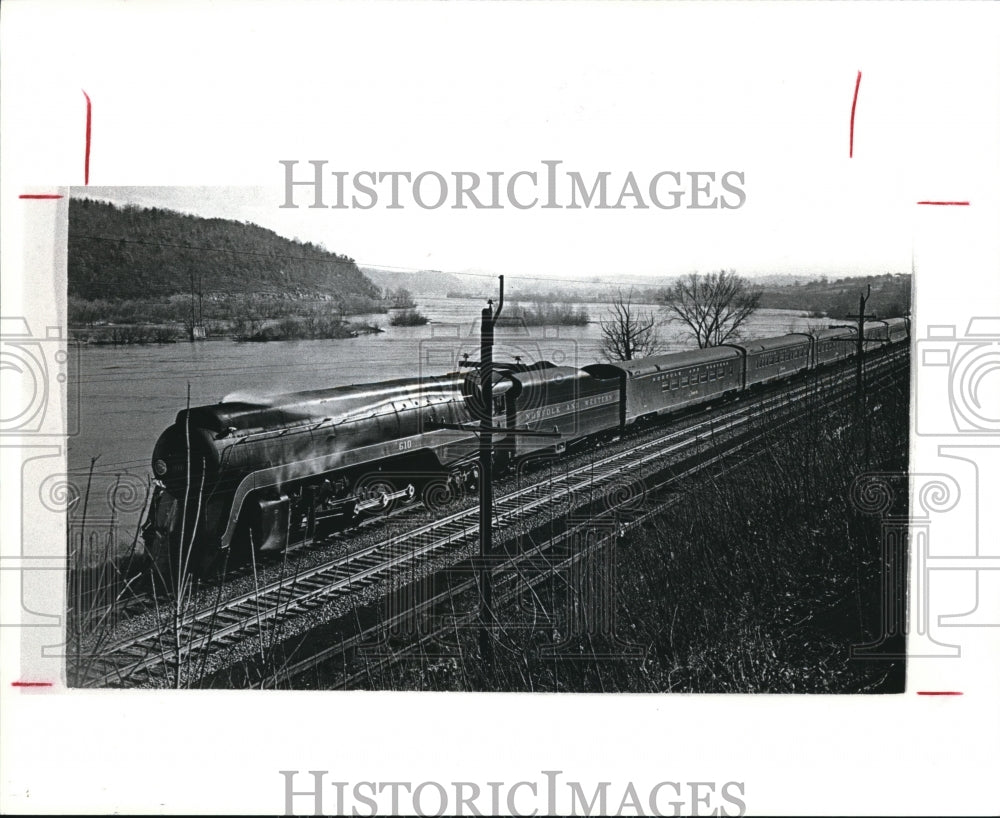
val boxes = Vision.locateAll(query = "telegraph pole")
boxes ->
[848,285,872,400]
[438,276,557,684]
[478,276,503,677]
[847,285,875,467]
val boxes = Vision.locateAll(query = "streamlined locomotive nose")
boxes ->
[150,420,222,497]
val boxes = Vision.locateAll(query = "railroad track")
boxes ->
[280,351,911,688]
[75,349,907,687]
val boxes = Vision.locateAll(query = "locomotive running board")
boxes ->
[428,420,561,437]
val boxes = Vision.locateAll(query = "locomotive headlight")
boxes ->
[153,459,168,477]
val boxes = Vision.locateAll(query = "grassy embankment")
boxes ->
[351,355,909,692]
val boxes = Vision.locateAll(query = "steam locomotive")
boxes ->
[142,318,909,577]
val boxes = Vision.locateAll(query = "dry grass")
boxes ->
[349,358,909,692]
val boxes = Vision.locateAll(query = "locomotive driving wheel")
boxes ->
[421,477,458,513]
[357,477,396,512]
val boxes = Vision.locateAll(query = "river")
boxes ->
[67,298,827,554]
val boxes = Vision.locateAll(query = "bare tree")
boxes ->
[661,270,762,348]
[600,288,662,361]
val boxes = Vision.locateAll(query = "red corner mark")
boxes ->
[11,681,54,687]
[849,70,862,158]
[83,89,92,185]
[917,691,963,695]
[917,201,970,206]
[19,93,90,195]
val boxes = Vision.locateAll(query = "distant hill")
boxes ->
[360,267,466,296]
[361,267,689,301]
[758,273,911,318]
[68,198,381,302]
[444,275,685,303]
[450,271,911,317]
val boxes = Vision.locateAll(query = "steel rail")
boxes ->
[76,348,907,687]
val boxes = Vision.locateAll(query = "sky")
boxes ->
[3,4,999,815]
[13,2,994,284]
[73,173,913,284]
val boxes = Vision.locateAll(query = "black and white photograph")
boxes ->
[63,185,912,694]
[2,2,998,815]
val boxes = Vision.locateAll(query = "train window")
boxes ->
[680,374,688,387]
[700,372,708,383]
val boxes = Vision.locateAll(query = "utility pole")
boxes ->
[849,285,872,399]
[477,275,503,678]
[437,276,558,685]
[189,270,196,341]
[847,285,875,467]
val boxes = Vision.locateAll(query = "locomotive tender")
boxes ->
[143,317,909,577]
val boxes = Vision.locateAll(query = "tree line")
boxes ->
[68,198,381,304]
[600,270,910,362]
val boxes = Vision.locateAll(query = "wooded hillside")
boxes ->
[68,198,380,302]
